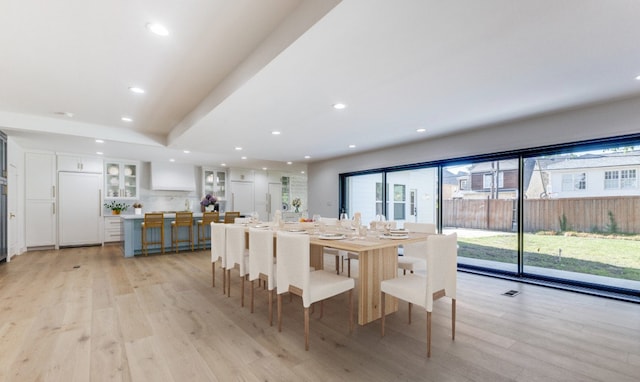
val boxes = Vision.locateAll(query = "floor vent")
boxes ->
[502,290,520,297]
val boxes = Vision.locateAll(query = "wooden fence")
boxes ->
[442,196,640,234]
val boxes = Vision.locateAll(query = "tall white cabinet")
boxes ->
[25,152,57,248]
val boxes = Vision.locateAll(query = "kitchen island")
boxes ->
[121,212,209,257]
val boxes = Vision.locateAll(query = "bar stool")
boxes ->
[223,211,241,224]
[197,211,219,249]
[141,213,164,255]
[171,212,194,252]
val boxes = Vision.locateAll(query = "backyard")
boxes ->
[457,232,640,281]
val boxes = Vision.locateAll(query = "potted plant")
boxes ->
[200,194,218,212]
[292,198,301,213]
[132,202,143,215]
[104,200,129,215]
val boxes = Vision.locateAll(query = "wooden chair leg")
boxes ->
[250,280,255,313]
[304,307,310,351]
[227,269,231,297]
[222,264,226,295]
[212,262,215,287]
[241,276,245,307]
[349,289,354,332]
[319,300,324,319]
[380,292,386,337]
[277,294,283,332]
[347,258,351,278]
[427,310,432,358]
[452,298,456,341]
[335,254,340,274]
[408,302,412,324]
[269,289,274,326]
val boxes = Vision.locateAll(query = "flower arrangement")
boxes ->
[292,198,301,213]
[104,200,129,214]
[200,194,218,212]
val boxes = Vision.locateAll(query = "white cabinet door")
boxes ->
[26,200,56,247]
[26,152,56,200]
[230,181,254,215]
[58,172,102,246]
[58,155,103,173]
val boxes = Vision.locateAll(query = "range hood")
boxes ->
[150,162,196,191]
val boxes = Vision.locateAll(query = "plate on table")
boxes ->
[380,233,409,240]
[287,228,307,234]
[319,233,346,240]
[389,229,407,235]
[253,225,270,229]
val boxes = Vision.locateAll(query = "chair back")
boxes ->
[402,222,436,259]
[143,213,164,228]
[234,217,251,224]
[249,228,275,289]
[425,233,457,311]
[202,211,219,225]
[276,232,311,306]
[225,224,248,274]
[174,212,193,226]
[224,211,241,224]
[319,217,338,225]
[211,222,227,267]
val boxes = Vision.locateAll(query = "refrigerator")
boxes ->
[58,172,102,246]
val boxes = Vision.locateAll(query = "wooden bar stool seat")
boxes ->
[171,212,194,252]
[141,213,164,255]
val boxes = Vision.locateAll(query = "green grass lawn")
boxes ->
[458,233,640,281]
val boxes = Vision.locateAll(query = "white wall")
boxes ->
[308,95,640,218]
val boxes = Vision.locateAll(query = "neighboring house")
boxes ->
[459,160,519,200]
[545,152,640,198]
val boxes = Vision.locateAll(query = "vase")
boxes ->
[134,208,142,215]
[112,210,121,215]
[295,207,299,213]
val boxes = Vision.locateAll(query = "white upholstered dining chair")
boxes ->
[276,231,355,350]
[380,233,457,358]
[397,222,436,275]
[225,224,250,306]
[211,222,227,294]
[248,227,277,325]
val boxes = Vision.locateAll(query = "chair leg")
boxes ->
[268,289,274,326]
[427,310,432,358]
[408,302,412,324]
[452,298,456,341]
[319,300,324,319]
[222,264,226,295]
[250,280,255,313]
[335,254,340,274]
[380,292,386,337]
[277,294,283,332]
[304,307,310,351]
[227,269,231,297]
[347,258,351,278]
[349,289,354,332]
[241,276,245,307]
[212,262,215,287]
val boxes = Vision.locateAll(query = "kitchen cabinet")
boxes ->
[25,152,56,248]
[57,154,103,173]
[202,167,227,199]
[103,216,122,242]
[58,172,102,246]
[105,161,138,199]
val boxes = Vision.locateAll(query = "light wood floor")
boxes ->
[0,245,638,382]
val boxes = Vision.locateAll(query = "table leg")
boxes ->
[358,247,398,325]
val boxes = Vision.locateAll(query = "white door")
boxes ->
[230,181,254,215]
[58,172,102,246]
[8,164,18,260]
[267,183,282,221]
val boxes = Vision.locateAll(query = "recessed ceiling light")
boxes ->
[287,161,293,165]
[95,139,104,143]
[54,111,74,118]
[348,144,356,149]
[146,22,169,36]
[271,131,281,135]
[96,152,103,155]
[301,171,305,174]
[636,74,640,80]
[235,146,243,151]
[262,167,267,171]
[333,103,347,110]
[241,156,247,160]
[129,86,145,94]
[183,150,190,154]
[121,117,133,122]
[416,128,426,133]
[304,155,311,159]
[169,158,175,162]
[221,163,227,167]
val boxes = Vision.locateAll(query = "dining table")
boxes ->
[245,222,431,326]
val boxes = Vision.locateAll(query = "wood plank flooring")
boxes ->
[0,245,638,381]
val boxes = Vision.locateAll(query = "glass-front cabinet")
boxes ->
[202,167,226,199]
[105,161,138,199]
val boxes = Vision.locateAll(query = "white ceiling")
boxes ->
[2,0,640,171]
